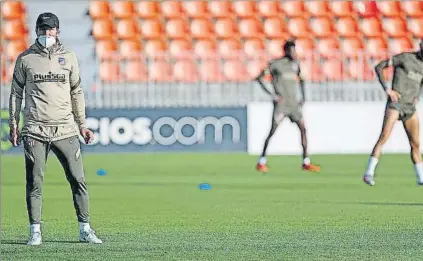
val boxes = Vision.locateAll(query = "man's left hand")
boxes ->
[80,128,94,144]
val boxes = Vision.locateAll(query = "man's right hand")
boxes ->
[9,127,20,147]
[387,89,401,103]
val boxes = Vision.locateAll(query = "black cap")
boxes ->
[36,12,59,29]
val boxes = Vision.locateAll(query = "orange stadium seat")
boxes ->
[6,40,27,61]
[141,19,163,40]
[183,1,208,18]
[311,17,335,38]
[268,39,285,58]
[88,1,110,19]
[244,39,265,58]
[214,18,238,39]
[199,59,224,82]
[257,1,281,18]
[149,59,173,82]
[360,17,384,38]
[166,18,189,40]
[111,1,135,19]
[125,60,148,82]
[239,18,263,39]
[96,39,117,60]
[296,38,315,60]
[342,37,364,59]
[92,19,115,40]
[144,40,167,57]
[264,18,288,40]
[173,59,199,83]
[281,0,307,18]
[3,20,28,40]
[355,0,379,18]
[348,59,373,81]
[100,62,121,82]
[301,61,323,82]
[366,37,389,59]
[232,1,257,18]
[376,1,402,18]
[208,1,233,18]
[137,1,160,19]
[329,1,355,17]
[2,1,26,20]
[408,19,423,39]
[288,18,311,38]
[390,37,414,54]
[218,38,242,59]
[223,60,248,82]
[2,64,14,85]
[119,40,142,60]
[335,17,359,38]
[402,1,423,18]
[247,59,268,80]
[305,1,331,18]
[190,18,213,39]
[161,1,184,19]
[323,59,345,81]
[116,19,140,40]
[317,38,340,59]
[384,18,410,38]
[194,39,217,57]
[169,39,192,56]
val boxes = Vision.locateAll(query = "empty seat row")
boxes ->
[98,57,393,84]
[95,36,415,62]
[88,1,423,20]
[91,16,423,42]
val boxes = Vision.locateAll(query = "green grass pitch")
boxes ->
[1,153,422,261]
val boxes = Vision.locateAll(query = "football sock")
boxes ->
[414,162,423,183]
[365,156,379,177]
[258,157,267,165]
[79,222,91,232]
[30,224,41,233]
[303,157,311,165]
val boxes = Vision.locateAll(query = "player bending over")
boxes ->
[254,40,320,173]
[363,38,423,186]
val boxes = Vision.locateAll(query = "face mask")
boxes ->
[38,35,56,48]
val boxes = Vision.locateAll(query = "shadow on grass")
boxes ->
[356,202,423,207]
[1,239,81,245]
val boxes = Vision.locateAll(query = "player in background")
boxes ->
[8,13,103,245]
[254,40,320,173]
[363,38,423,186]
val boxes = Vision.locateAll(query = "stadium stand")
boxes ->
[86,0,421,84]
[1,1,29,85]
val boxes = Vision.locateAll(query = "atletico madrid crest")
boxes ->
[58,57,66,65]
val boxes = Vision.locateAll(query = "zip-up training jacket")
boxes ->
[9,40,86,141]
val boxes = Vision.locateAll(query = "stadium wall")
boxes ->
[248,102,423,155]
[0,107,248,154]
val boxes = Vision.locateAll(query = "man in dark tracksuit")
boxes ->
[8,12,103,245]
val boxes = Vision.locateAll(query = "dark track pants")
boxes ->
[23,135,90,224]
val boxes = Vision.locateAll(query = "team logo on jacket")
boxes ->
[58,57,66,65]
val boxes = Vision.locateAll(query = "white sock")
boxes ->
[258,157,267,165]
[79,222,91,232]
[414,162,423,183]
[303,157,311,165]
[30,224,41,234]
[365,156,379,177]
